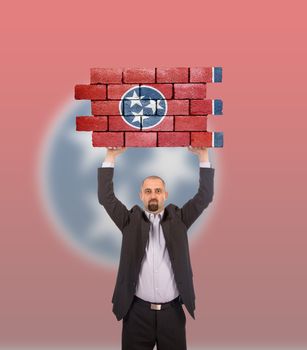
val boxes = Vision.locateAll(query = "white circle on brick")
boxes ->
[119,85,168,130]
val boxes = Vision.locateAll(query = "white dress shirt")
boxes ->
[135,208,180,303]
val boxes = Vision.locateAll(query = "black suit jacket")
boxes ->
[98,166,214,321]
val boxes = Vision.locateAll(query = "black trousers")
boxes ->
[122,296,187,350]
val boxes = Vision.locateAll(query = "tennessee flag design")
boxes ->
[75,67,224,147]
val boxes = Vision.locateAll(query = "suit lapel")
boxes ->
[140,212,150,254]
[161,208,174,258]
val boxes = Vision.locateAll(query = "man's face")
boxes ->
[139,178,168,213]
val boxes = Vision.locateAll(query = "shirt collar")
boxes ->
[144,208,165,220]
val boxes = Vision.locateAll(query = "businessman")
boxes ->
[98,146,215,350]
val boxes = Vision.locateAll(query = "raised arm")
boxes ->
[179,147,215,229]
[98,147,130,232]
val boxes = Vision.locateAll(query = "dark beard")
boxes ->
[148,200,158,212]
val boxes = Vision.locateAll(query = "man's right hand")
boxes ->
[104,147,127,163]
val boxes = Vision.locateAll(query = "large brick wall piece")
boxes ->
[75,67,224,147]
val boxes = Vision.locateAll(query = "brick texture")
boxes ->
[91,68,122,84]
[75,85,106,100]
[191,131,212,146]
[107,84,137,99]
[140,84,173,99]
[125,132,157,147]
[190,100,213,115]
[123,68,155,83]
[143,116,174,131]
[92,101,120,115]
[109,115,141,131]
[158,132,190,146]
[174,84,206,99]
[175,116,207,131]
[75,66,223,147]
[156,67,189,83]
[190,67,212,83]
[166,100,189,115]
[92,131,124,147]
[76,116,107,131]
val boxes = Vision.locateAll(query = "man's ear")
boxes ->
[165,191,169,200]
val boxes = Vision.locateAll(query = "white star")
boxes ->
[131,110,150,125]
[126,91,144,107]
[144,98,156,114]
[131,110,144,124]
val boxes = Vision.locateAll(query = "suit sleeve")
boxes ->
[180,167,215,229]
[97,167,130,232]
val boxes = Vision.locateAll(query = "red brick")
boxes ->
[142,116,174,131]
[123,68,155,83]
[174,116,207,131]
[158,132,190,146]
[167,100,189,115]
[190,67,212,83]
[107,84,138,99]
[190,100,212,115]
[92,132,124,147]
[75,84,106,100]
[76,116,107,131]
[90,68,122,84]
[156,67,188,83]
[125,132,157,147]
[174,84,206,99]
[92,101,120,115]
[140,84,173,99]
[109,115,141,131]
[190,132,213,146]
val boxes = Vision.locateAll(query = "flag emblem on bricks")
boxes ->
[75,67,224,147]
[119,86,167,130]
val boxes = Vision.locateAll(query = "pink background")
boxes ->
[1,0,306,347]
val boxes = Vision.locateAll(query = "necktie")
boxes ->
[149,213,163,247]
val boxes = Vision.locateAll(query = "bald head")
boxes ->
[140,175,166,191]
